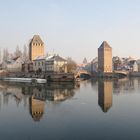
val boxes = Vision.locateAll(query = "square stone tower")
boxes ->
[98,41,112,73]
[29,35,44,61]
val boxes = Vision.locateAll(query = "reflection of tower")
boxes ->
[29,95,45,122]
[98,80,112,112]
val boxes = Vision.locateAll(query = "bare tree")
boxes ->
[23,45,28,62]
[2,48,9,69]
[67,57,77,73]
[3,48,9,62]
[14,45,22,58]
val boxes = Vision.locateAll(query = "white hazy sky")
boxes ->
[0,0,140,63]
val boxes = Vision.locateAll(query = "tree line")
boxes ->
[0,45,29,63]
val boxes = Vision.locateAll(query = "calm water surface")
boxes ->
[0,78,140,140]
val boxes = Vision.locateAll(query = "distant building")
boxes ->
[113,56,122,70]
[133,62,138,72]
[98,41,112,74]
[33,54,67,73]
[6,56,24,72]
[83,63,91,71]
[91,57,98,73]
[136,60,140,71]
[91,62,98,74]
[29,35,45,61]
[22,61,33,73]
[83,57,88,65]
[45,55,67,73]
[33,55,46,72]
[129,60,138,72]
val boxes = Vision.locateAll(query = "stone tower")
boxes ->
[98,41,112,74]
[29,35,44,61]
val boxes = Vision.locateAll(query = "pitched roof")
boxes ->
[34,55,45,61]
[34,54,66,62]
[34,55,54,61]
[31,35,44,44]
[46,55,66,62]
[13,56,20,61]
[99,41,111,49]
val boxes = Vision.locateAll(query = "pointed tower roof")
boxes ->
[31,35,44,44]
[99,41,111,49]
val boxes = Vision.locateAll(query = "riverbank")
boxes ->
[0,77,47,84]
[0,72,75,82]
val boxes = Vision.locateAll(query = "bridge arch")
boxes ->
[114,70,128,77]
[75,70,91,79]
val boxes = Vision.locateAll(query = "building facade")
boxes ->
[129,60,138,72]
[22,62,33,72]
[45,55,67,73]
[29,35,44,61]
[33,55,67,73]
[133,61,138,72]
[33,56,46,72]
[98,41,112,74]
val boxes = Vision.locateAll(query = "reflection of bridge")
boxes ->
[114,70,129,77]
[75,70,91,78]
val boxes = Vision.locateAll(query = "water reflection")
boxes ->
[90,78,140,113]
[0,78,140,140]
[0,82,78,122]
[113,78,140,94]
[98,80,113,112]
[0,78,140,120]
[29,88,47,122]
[0,79,140,139]
[46,83,75,102]
[29,95,45,122]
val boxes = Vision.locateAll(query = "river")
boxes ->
[0,78,140,140]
